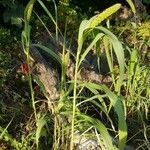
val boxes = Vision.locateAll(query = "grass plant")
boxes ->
[0,0,149,150]
[20,0,129,149]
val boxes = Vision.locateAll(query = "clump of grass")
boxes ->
[2,0,149,149]
[20,1,129,149]
[113,10,150,148]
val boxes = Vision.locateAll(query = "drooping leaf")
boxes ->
[79,82,127,150]
[32,44,61,64]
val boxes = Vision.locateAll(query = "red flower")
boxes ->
[19,63,29,74]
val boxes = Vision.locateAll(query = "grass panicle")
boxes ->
[89,3,121,28]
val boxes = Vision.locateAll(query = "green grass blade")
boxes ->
[78,20,89,47]
[78,33,104,67]
[79,113,115,150]
[96,26,125,93]
[31,44,61,64]
[80,82,127,150]
[126,0,136,14]
[103,36,115,85]
[36,115,47,148]
[127,48,138,89]
[37,0,62,36]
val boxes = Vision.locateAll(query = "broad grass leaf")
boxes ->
[78,20,89,51]
[36,115,47,148]
[80,82,127,150]
[127,49,138,88]
[96,26,125,93]
[78,33,104,67]
[103,36,115,84]
[32,44,61,64]
[78,113,115,150]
